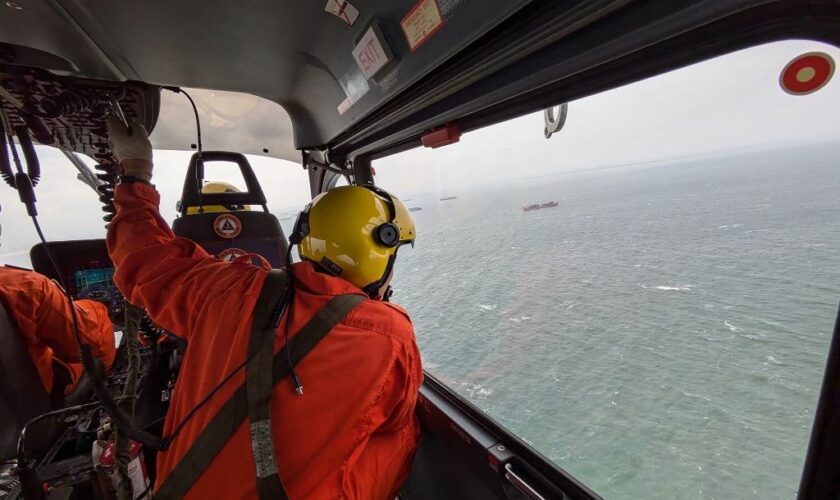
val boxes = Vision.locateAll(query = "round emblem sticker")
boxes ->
[218,247,248,262]
[780,52,835,95]
[213,214,242,239]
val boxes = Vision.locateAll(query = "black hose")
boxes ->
[163,87,205,212]
[0,128,13,187]
[15,127,39,186]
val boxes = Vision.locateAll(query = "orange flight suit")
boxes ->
[107,181,422,499]
[0,267,116,395]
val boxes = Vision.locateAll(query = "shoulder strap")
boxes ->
[155,272,364,500]
[246,270,289,499]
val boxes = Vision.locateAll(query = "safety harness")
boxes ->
[155,270,365,499]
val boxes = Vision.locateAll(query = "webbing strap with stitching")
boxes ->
[155,278,364,499]
[245,270,289,500]
[246,270,290,499]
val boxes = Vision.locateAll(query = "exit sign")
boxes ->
[352,24,394,80]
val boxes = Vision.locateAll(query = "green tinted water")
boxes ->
[390,145,839,499]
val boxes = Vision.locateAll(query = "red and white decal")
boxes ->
[213,214,242,239]
[780,52,835,95]
[324,0,359,26]
[352,25,394,80]
[337,97,352,115]
[401,0,444,52]
[218,247,248,262]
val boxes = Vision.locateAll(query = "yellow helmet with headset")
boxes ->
[291,185,415,298]
[185,181,251,215]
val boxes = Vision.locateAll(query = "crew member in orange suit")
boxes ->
[0,266,116,397]
[106,118,422,499]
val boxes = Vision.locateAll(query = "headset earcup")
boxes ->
[290,208,310,245]
[376,223,399,247]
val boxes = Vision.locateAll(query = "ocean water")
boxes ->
[388,144,840,499]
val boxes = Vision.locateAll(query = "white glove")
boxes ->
[106,116,153,182]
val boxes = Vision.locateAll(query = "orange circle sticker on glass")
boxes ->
[213,214,242,239]
[780,52,835,95]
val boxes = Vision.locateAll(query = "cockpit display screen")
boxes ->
[75,268,118,302]
[30,240,126,326]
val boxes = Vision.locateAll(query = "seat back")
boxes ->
[172,152,288,267]
[0,301,55,459]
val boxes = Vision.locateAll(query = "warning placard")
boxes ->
[401,0,444,52]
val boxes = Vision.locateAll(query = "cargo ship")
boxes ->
[523,201,559,211]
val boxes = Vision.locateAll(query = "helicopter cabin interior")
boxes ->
[0,1,839,499]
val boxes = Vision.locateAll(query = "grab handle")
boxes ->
[505,463,546,500]
[179,151,268,214]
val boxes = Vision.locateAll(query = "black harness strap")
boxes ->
[155,272,364,499]
[247,270,289,499]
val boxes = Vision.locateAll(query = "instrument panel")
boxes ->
[29,239,125,326]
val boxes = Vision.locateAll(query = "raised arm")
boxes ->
[105,119,266,340]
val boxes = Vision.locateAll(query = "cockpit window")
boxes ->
[374,40,839,498]
[153,88,298,162]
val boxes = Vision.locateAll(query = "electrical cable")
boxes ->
[0,110,20,188]
[0,124,14,188]
[0,109,40,187]
[164,261,300,441]
[283,245,303,395]
[164,284,292,442]
[15,127,39,186]
[165,354,249,442]
[93,154,118,222]
[162,87,205,212]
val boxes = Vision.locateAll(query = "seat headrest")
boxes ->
[172,211,289,268]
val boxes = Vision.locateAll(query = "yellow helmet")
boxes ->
[185,181,252,215]
[294,185,415,297]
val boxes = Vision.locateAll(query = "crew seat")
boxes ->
[0,301,94,460]
[172,152,288,268]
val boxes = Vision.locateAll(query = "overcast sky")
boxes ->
[1,40,838,268]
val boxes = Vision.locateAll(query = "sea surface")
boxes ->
[386,144,840,499]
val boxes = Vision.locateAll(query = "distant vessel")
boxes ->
[409,207,423,212]
[440,196,457,201]
[523,201,558,211]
